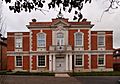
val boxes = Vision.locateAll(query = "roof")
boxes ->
[27,18,94,29]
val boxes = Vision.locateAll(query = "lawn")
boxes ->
[68,71,120,76]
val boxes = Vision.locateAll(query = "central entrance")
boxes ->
[55,56,65,72]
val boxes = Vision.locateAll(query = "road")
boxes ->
[0,75,120,84]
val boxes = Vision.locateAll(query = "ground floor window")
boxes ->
[98,54,105,66]
[16,56,22,67]
[38,55,46,67]
[75,55,83,66]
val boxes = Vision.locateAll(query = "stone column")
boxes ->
[49,54,52,72]
[53,54,55,71]
[29,54,32,72]
[66,54,68,71]
[69,54,72,71]
[29,30,32,72]
[89,54,91,72]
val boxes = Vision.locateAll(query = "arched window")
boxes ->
[56,32,64,45]
[37,33,46,47]
[74,32,83,46]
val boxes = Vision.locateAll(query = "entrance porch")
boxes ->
[49,54,72,72]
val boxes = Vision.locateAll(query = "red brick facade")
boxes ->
[0,37,7,70]
[7,18,113,72]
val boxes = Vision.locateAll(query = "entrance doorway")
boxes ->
[55,57,65,72]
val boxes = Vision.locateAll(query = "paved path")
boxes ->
[0,75,120,84]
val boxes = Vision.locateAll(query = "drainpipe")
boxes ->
[0,43,2,70]
[0,33,2,70]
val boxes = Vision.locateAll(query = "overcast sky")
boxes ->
[1,0,120,48]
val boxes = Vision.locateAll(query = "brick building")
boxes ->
[0,35,7,70]
[7,17,113,72]
[113,48,120,71]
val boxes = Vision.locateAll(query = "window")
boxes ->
[98,35,105,46]
[37,33,46,47]
[15,36,22,48]
[16,56,22,67]
[75,55,83,66]
[56,32,64,45]
[98,55,105,66]
[38,55,46,67]
[75,32,83,46]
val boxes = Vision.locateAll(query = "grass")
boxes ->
[0,71,55,76]
[1,71,120,76]
[68,71,120,76]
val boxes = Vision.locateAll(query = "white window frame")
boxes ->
[15,56,23,67]
[15,36,23,48]
[37,33,46,47]
[56,32,64,46]
[37,55,46,67]
[74,54,84,67]
[74,32,84,46]
[98,35,105,47]
[98,54,105,66]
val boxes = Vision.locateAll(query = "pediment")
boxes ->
[51,19,70,26]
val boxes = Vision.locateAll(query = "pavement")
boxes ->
[0,75,120,84]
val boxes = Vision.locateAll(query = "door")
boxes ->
[56,57,65,72]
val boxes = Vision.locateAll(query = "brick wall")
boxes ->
[106,54,113,68]
[32,30,39,51]
[23,32,30,51]
[68,30,77,49]
[43,30,52,51]
[81,29,89,50]
[32,55,37,70]
[7,56,15,70]
[105,32,113,50]
[7,33,14,51]
[84,54,89,69]
[23,56,30,70]
[91,31,97,50]
[91,55,97,69]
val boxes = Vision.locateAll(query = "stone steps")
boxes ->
[55,73,70,77]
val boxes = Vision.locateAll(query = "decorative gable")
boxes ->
[51,19,70,26]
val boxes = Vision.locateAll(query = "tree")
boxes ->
[2,0,92,21]
[2,0,120,21]
[0,1,6,37]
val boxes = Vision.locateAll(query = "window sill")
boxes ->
[74,45,84,47]
[37,47,46,48]
[98,65,105,67]
[15,66,22,67]
[15,47,22,49]
[98,46,105,48]
[37,66,46,68]
[74,65,84,67]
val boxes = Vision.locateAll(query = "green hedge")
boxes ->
[0,71,55,76]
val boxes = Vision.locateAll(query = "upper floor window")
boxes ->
[56,32,64,45]
[16,56,22,67]
[75,55,83,66]
[37,33,46,47]
[74,32,83,46]
[15,36,22,48]
[98,35,105,46]
[98,54,105,66]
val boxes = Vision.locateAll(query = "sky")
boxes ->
[1,0,120,48]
